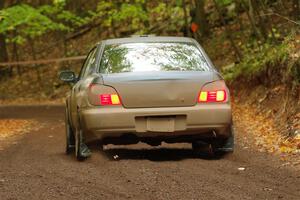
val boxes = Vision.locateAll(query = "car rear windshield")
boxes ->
[99,42,211,73]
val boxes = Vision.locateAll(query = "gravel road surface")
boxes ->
[0,106,299,200]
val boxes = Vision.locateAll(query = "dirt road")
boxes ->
[0,106,299,200]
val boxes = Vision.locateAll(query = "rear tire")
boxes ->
[65,108,75,154]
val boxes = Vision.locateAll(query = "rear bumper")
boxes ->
[80,104,232,142]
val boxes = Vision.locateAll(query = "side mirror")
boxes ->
[59,71,77,83]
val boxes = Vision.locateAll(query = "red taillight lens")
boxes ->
[198,81,228,103]
[199,90,226,102]
[88,84,122,106]
[100,94,121,105]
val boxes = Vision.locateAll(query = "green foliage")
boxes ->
[223,38,291,82]
[0,0,186,45]
[96,1,185,35]
[0,4,68,44]
[148,2,185,33]
[39,3,90,28]
[216,0,234,6]
[0,2,90,45]
[96,1,148,34]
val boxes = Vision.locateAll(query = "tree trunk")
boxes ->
[213,0,242,62]
[0,1,8,63]
[0,35,8,63]
[141,1,150,29]
[250,0,268,40]
[258,1,277,43]
[292,0,300,20]
[28,38,41,84]
[12,30,21,76]
[194,0,209,38]
[0,34,10,78]
[241,0,261,39]
[234,0,244,31]
[111,19,118,38]
[183,0,190,37]
[0,1,10,78]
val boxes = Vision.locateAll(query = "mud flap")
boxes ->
[215,126,234,152]
[65,108,75,154]
[76,130,92,160]
[79,143,92,158]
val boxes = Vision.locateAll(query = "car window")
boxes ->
[79,48,97,79]
[99,42,211,74]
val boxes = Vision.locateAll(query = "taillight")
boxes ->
[100,94,121,105]
[199,90,226,102]
[198,81,228,103]
[88,84,122,106]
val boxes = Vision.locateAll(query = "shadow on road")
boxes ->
[99,147,225,161]
[0,105,64,119]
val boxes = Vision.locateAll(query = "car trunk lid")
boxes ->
[101,71,215,108]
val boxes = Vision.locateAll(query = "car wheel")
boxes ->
[65,108,75,154]
[75,129,91,161]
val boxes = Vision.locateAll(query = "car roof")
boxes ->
[101,36,196,45]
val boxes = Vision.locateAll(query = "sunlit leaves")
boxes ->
[223,35,294,82]
[0,2,89,44]
[96,1,148,34]
[53,0,66,7]
[0,4,67,44]
[39,5,89,28]
[0,119,37,139]
[149,2,185,33]
[215,0,234,6]
[95,0,185,35]
[233,102,300,155]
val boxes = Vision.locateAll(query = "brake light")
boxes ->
[199,90,226,102]
[100,94,121,105]
[198,81,228,103]
[88,84,122,106]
